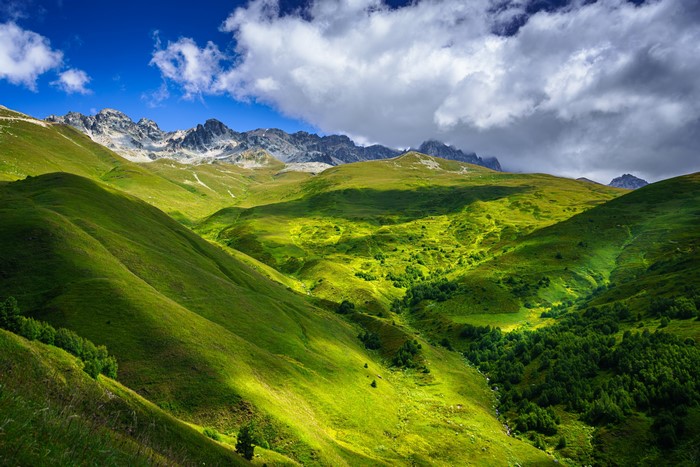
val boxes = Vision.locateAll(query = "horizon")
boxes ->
[2,103,678,185]
[2,0,699,183]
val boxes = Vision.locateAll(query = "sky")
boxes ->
[1,0,699,182]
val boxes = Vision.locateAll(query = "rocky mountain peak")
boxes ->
[96,108,130,120]
[46,108,502,171]
[417,140,501,171]
[203,118,230,136]
[137,118,159,128]
[609,174,649,190]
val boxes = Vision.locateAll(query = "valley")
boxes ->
[0,106,698,465]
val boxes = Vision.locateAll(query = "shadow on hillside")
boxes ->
[229,185,530,224]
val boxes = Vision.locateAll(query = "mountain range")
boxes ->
[47,108,502,170]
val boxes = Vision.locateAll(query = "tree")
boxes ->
[0,296,22,332]
[337,300,355,314]
[358,330,381,350]
[236,423,256,461]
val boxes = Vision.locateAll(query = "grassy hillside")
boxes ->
[0,329,247,465]
[0,107,282,221]
[198,153,622,312]
[402,173,700,464]
[4,104,698,464]
[419,172,700,334]
[0,172,551,465]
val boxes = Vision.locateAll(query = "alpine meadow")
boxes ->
[2,0,700,465]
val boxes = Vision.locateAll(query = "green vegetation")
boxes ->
[1,108,699,464]
[0,329,246,466]
[198,152,622,312]
[236,422,256,460]
[461,302,700,464]
[0,170,550,465]
[1,296,117,379]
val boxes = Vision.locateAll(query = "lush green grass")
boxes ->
[0,172,551,465]
[4,106,699,464]
[431,172,700,326]
[403,173,700,465]
[0,109,277,221]
[198,153,622,313]
[0,329,247,466]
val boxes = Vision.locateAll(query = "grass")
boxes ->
[0,172,551,465]
[197,153,623,313]
[0,329,246,466]
[2,106,698,464]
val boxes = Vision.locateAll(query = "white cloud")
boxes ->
[0,21,63,89]
[154,0,700,181]
[149,37,224,99]
[51,68,91,94]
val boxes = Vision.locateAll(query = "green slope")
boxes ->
[0,172,551,465]
[0,329,246,466]
[0,106,278,221]
[402,173,700,465]
[424,172,700,334]
[198,152,623,312]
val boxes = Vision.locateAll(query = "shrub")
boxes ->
[557,436,567,449]
[1,296,118,379]
[392,340,422,368]
[337,300,355,314]
[358,330,381,350]
[203,427,221,441]
[0,296,22,332]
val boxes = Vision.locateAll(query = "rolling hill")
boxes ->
[1,104,699,465]
[0,170,551,465]
[197,152,623,313]
[0,328,247,466]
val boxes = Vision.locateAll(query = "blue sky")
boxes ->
[0,0,317,132]
[1,0,699,182]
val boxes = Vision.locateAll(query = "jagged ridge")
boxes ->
[608,173,648,189]
[47,109,501,170]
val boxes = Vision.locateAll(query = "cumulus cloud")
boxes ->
[0,21,63,89]
[154,0,700,181]
[149,37,224,99]
[0,21,91,94]
[51,68,91,94]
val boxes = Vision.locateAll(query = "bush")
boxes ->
[18,317,42,341]
[337,300,355,314]
[557,436,567,449]
[358,330,381,350]
[0,296,22,332]
[1,296,118,380]
[392,340,422,368]
[203,427,221,441]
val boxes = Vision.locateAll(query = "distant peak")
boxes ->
[137,118,159,128]
[203,118,230,134]
[98,108,127,116]
[608,174,649,190]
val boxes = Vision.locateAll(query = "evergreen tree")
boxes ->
[0,296,22,332]
[236,423,256,461]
